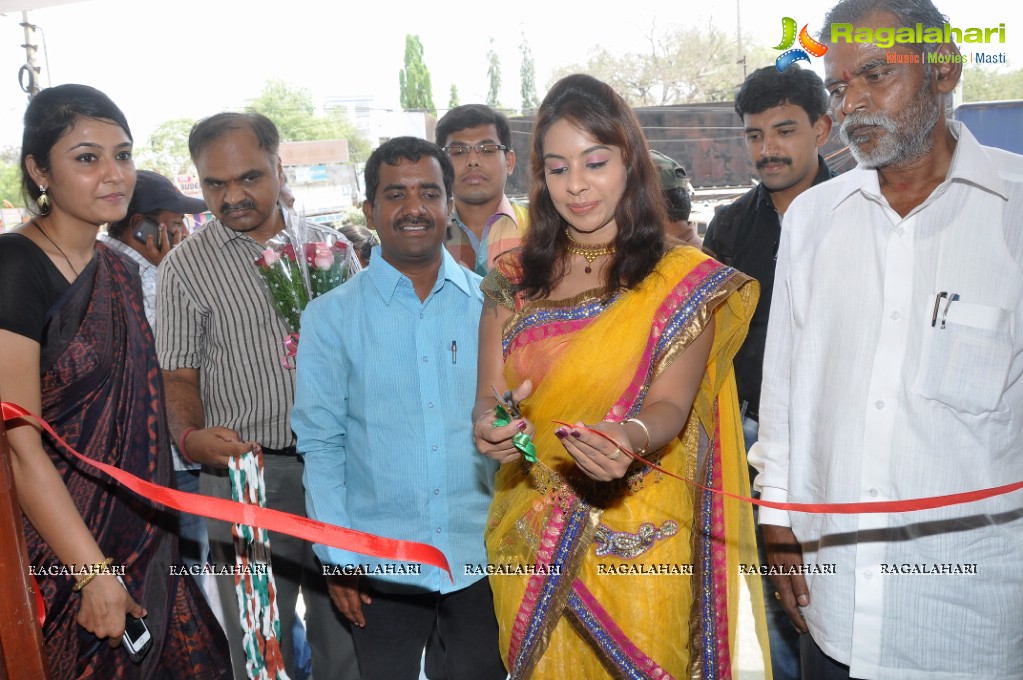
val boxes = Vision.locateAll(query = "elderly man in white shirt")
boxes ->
[749,1,1023,678]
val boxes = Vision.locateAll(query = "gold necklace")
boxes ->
[564,229,615,274]
[33,219,80,277]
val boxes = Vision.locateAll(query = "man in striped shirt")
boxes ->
[156,112,359,680]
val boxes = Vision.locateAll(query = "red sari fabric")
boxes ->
[26,244,230,679]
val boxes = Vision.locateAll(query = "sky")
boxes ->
[0,0,1020,150]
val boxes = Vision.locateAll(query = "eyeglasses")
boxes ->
[442,144,509,158]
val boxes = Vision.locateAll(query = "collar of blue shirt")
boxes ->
[366,245,478,305]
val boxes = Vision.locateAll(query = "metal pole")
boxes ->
[736,0,746,84]
[19,11,41,100]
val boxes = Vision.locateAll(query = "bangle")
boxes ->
[178,427,198,463]
[622,417,651,455]
[72,557,114,592]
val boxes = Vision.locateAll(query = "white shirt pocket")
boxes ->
[913,301,1013,415]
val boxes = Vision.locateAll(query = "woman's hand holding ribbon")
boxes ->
[557,420,635,481]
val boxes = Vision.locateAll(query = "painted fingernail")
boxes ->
[517,421,527,431]
[571,430,582,438]
[555,428,567,439]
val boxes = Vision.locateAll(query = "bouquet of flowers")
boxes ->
[255,241,308,335]
[254,213,361,367]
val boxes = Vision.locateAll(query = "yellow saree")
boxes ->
[482,246,765,679]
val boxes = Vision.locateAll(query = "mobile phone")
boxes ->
[116,576,152,663]
[132,217,162,249]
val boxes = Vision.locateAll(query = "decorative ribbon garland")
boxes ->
[553,421,1023,514]
[1,401,453,629]
[493,403,537,463]
[229,450,289,680]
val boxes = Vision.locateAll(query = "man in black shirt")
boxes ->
[703,64,834,680]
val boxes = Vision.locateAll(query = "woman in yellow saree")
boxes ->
[473,74,766,679]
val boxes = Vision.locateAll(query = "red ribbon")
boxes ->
[281,332,300,370]
[2,402,452,593]
[554,421,1023,514]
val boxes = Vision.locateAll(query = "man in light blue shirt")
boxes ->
[293,136,506,680]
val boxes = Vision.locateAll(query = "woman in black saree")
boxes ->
[0,84,230,679]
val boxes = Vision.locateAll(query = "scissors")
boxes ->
[489,385,536,462]
[491,384,521,419]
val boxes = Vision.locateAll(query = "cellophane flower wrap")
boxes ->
[254,211,362,366]
[304,235,354,299]
[254,239,307,335]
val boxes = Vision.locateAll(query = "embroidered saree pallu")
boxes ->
[483,247,767,680]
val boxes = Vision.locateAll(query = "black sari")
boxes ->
[26,244,230,679]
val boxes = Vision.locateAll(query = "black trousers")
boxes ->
[801,634,855,680]
[351,576,506,680]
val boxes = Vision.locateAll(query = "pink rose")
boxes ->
[312,244,334,270]
[261,247,279,266]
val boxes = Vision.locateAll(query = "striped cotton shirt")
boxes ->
[155,217,296,449]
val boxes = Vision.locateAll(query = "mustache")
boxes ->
[220,200,257,213]
[394,216,433,229]
[756,156,793,169]
[840,112,897,142]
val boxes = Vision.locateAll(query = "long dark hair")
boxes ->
[519,74,666,299]
[20,84,133,212]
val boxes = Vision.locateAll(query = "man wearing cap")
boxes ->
[651,150,701,248]
[101,169,207,325]
[702,64,833,680]
[100,169,210,573]
[435,104,527,274]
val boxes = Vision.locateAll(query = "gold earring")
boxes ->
[37,186,51,216]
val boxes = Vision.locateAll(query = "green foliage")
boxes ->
[448,84,460,109]
[134,118,196,177]
[399,35,436,113]
[519,32,540,114]
[487,38,502,109]
[551,21,774,105]
[962,67,1023,103]
[0,161,26,209]
[247,79,371,155]
[343,206,367,226]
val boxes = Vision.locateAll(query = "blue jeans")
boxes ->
[744,414,801,680]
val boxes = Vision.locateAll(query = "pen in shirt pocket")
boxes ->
[451,340,457,365]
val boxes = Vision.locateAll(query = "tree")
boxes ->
[0,145,26,209]
[398,34,436,113]
[448,84,460,109]
[486,38,502,109]
[0,163,25,209]
[551,21,773,106]
[246,79,371,158]
[133,118,196,178]
[962,67,1023,102]
[519,32,540,114]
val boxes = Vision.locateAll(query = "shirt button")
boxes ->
[890,311,901,321]
[432,445,438,451]
[874,400,885,410]
[895,227,905,237]
[422,356,429,363]
[864,570,873,580]
[427,402,435,409]
[433,488,440,495]
[868,487,879,498]
[436,527,442,534]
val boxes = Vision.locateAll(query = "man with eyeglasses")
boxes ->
[436,104,527,274]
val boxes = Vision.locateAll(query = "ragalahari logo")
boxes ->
[774,17,829,71]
